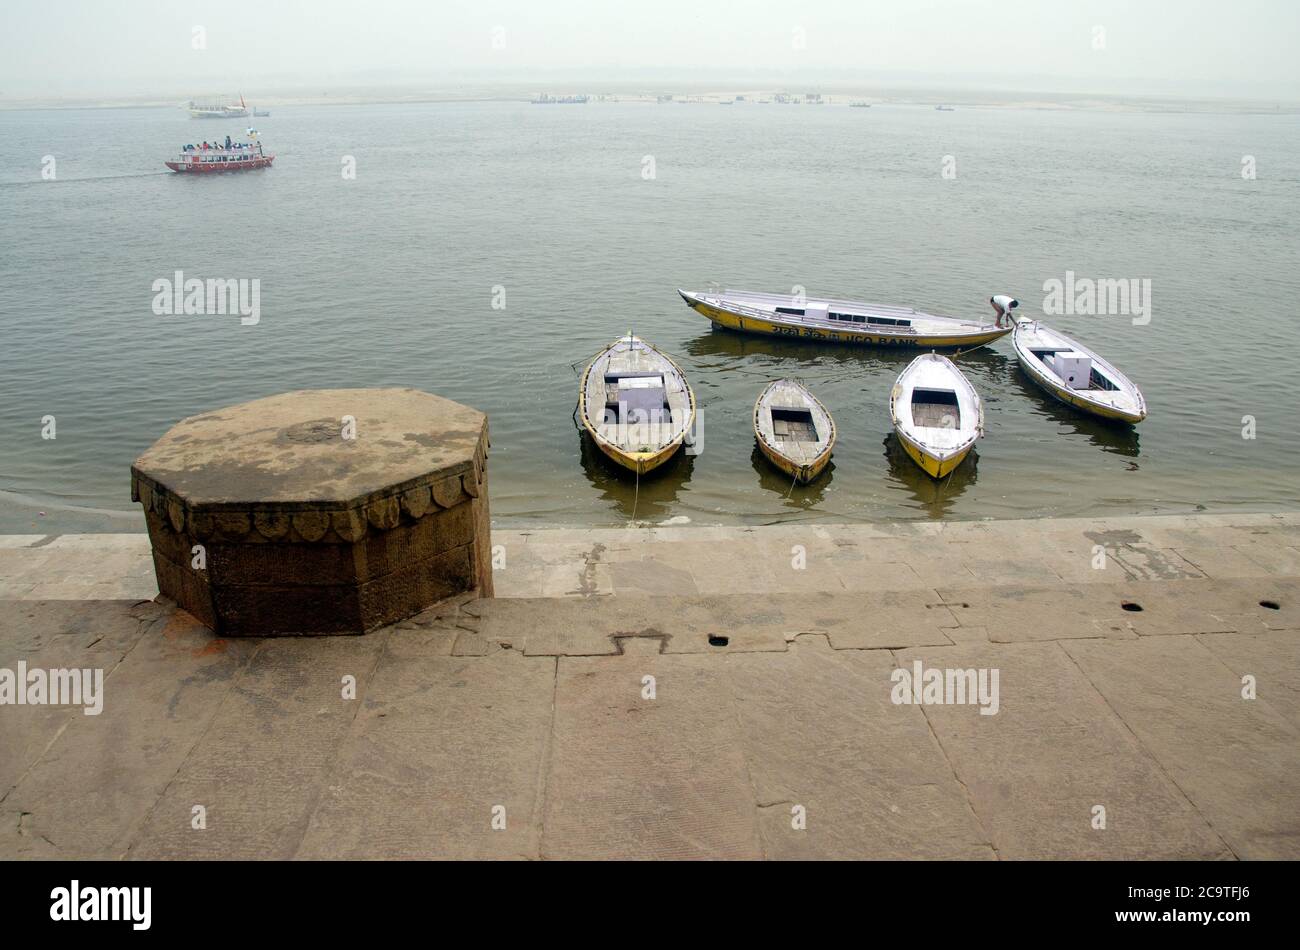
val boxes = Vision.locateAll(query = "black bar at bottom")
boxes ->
[0,859,1284,937]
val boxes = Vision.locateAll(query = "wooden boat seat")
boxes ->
[769,408,819,443]
[608,353,661,375]
[593,420,677,443]
[911,396,960,429]
[775,421,818,442]
[619,386,666,413]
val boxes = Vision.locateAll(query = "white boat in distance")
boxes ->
[890,353,983,478]
[188,95,250,119]
[678,288,1012,349]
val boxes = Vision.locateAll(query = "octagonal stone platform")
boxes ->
[131,388,492,636]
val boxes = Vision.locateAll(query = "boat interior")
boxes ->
[602,372,670,426]
[776,306,914,329]
[769,407,819,443]
[702,288,996,331]
[911,388,961,429]
[586,341,690,449]
[1028,349,1120,392]
[754,380,833,466]
[730,297,921,329]
[720,289,922,321]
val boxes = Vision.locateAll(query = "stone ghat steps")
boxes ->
[404,575,1300,658]
[3,512,1298,606]
[491,513,1300,599]
[4,583,1298,860]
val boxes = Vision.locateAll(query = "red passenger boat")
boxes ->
[166,133,274,173]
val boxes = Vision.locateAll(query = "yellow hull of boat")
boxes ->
[756,437,832,484]
[1020,362,1147,424]
[687,299,1011,349]
[593,438,683,475]
[898,432,971,479]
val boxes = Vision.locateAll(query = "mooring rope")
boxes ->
[784,464,801,499]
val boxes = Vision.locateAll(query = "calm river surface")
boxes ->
[1,100,1298,532]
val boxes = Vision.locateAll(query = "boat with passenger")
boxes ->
[677,288,1013,349]
[165,133,273,173]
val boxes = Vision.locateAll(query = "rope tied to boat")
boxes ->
[784,465,801,500]
[569,344,606,375]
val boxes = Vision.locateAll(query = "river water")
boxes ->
[1,100,1297,532]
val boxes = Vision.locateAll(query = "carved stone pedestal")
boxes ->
[131,388,492,636]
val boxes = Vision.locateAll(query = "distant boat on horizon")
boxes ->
[935,104,956,111]
[188,94,250,119]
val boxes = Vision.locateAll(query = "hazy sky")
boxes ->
[3,0,1298,99]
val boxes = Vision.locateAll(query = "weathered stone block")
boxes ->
[132,388,492,636]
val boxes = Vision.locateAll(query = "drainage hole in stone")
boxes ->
[1121,601,1144,612]
[708,635,729,647]
[1260,600,1280,610]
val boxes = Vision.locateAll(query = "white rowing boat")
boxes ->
[753,379,835,484]
[578,335,696,475]
[1011,320,1147,424]
[678,288,1013,349]
[890,353,983,478]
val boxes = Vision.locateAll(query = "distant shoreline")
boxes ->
[3,88,1298,115]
